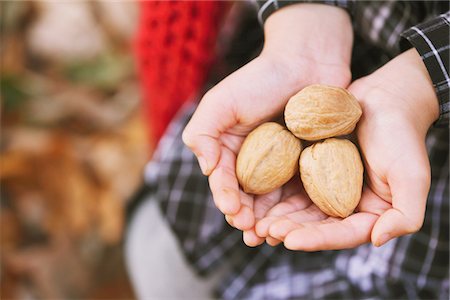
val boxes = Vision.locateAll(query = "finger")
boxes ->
[284,212,377,251]
[251,190,282,237]
[208,147,241,215]
[255,194,311,237]
[182,90,235,175]
[284,204,327,223]
[266,194,311,217]
[243,230,265,247]
[182,54,290,175]
[268,219,301,241]
[220,133,246,154]
[255,216,277,238]
[269,206,326,240]
[356,186,391,215]
[371,144,430,247]
[254,189,282,220]
[225,215,235,228]
[266,236,281,247]
[231,190,254,230]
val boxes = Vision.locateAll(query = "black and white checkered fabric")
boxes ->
[133,1,449,299]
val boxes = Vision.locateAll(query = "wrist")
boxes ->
[261,4,353,90]
[263,3,353,68]
[356,49,439,134]
[405,49,440,126]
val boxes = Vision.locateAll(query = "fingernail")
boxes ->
[376,233,391,247]
[198,156,209,175]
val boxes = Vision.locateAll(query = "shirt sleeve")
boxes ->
[400,12,450,127]
[255,0,355,25]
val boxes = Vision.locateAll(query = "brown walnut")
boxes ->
[236,122,302,195]
[299,138,363,218]
[285,84,362,141]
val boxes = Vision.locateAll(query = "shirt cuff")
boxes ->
[400,12,450,127]
[256,0,355,25]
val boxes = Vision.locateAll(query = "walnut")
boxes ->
[236,122,302,194]
[285,84,362,141]
[299,138,364,218]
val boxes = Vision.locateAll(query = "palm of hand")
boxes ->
[257,87,431,250]
[190,56,351,240]
[256,183,387,250]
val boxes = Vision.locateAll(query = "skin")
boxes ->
[260,48,439,250]
[182,3,439,250]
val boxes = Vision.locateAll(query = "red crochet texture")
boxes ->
[135,1,228,143]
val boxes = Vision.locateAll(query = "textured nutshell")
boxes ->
[299,138,363,218]
[285,84,362,141]
[236,122,302,195]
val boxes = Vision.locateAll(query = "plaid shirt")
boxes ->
[132,1,449,299]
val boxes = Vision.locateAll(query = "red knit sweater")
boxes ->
[135,1,228,143]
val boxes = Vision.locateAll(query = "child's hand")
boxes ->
[261,48,439,250]
[182,4,353,245]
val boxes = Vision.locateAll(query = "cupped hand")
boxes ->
[182,4,353,245]
[260,48,440,250]
[256,184,388,250]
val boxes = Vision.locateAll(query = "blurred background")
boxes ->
[1,2,149,299]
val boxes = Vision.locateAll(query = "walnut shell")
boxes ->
[285,84,362,141]
[299,138,363,218]
[236,122,302,195]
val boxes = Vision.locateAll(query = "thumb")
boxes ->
[182,89,235,176]
[183,54,305,175]
[182,55,280,176]
[371,141,431,247]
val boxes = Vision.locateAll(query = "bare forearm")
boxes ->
[262,3,354,88]
[358,48,440,135]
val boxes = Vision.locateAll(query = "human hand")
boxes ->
[182,4,353,245]
[259,48,440,250]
